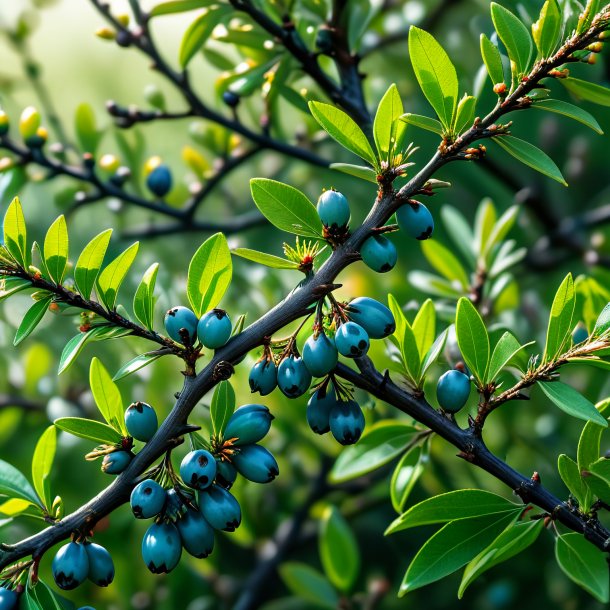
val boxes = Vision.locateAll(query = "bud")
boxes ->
[144,84,166,110]
[588,41,603,53]
[116,13,130,27]
[25,126,48,148]
[144,155,162,175]
[0,110,8,136]
[19,106,41,140]
[95,26,116,40]
[52,495,64,519]
[493,82,507,96]
[587,53,597,64]
[99,153,120,173]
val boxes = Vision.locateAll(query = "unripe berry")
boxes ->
[216,459,237,489]
[223,404,273,446]
[197,309,232,349]
[306,387,337,434]
[177,507,215,558]
[125,401,158,442]
[164,306,198,345]
[101,450,132,475]
[130,479,167,519]
[572,324,589,344]
[249,359,277,395]
[436,369,471,413]
[19,106,40,141]
[146,164,172,198]
[232,444,279,483]
[0,587,18,609]
[317,190,350,229]
[347,297,395,339]
[142,522,182,574]
[98,153,120,173]
[84,542,115,587]
[396,202,434,240]
[302,332,338,377]
[277,355,312,398]
[199,485,241,531]
[0,111,9,136]
[329,400,365,445]
[52,542,90,590]
[335,322,370,358]
[180,450,217,490]
[359,235,397,272]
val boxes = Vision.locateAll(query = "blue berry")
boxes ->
[142,522,182,574]
[572,325,589,344]
[329,400,365,445]
[163,488,192,521]
[317,190,350,229]
[101,450,132,475]
[436,369,471,413]
[197,309,232,349]
[302,333,338,377]
[180,450,216,490]
[216,459,237,489]
[223,90,240,107]
[84,542,114,587]
[277,355,312,398]
[223,404,273,446]
[177,507,215,558]
[199,485,241,531]
[359,235,397,273]
[130,479,167,519]
[52,542,89,590]
[249,359,277,395]
[347,297,395,339]
[164,306,198,345]
[306,387,338,435]
[0,587,18,609]
[396,202,434,240]
[78,607,96,610]
[125,401,158,442]
[233,444,279,483]
[335,322,370,358]
[146,164,172,197]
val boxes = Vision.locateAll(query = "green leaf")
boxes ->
[0,277,31,301]
[487,332,531,382]
[319,506,359,593]
[329,422,420,483]
[561,77,610,107]
[482,205,519,261]
[90,357,126,435]
[43,215,68,284]
[531,99,602,134]
[31,426,56,510]
[187,232,232,317]
[179,5,232,68]
[232,248,300,270]
[113,352,163,381]
[490,2,533,78]
[593,303,610,336]
[308,101,377,167]
[0,459,41,506]
[455,298,490,385]
[539,381,608,427]
[419,329,448,380]
[54,417,123,445]
[373,84,404,161]
[4,196,28,268]
[211,381,236,438]
[421,240,469,290]
[577,399,610,472]
[492,135,567,185]
[74,103,102,154]
[543,273,575,362]
[250,179,323,239]
[329,163,378,183]
[151,0,215,17]
[96,242,139,310]
[74,229,113,300]
[391,442,428,513]
[386,489,517,535]
[473,198,496,258]
[412,299,436,360]
[14,295,53,346]
[408,26,458,129]
[279,563,339,609]
[532,0,561,57]
[441,206,476,266]
[453,95,476,134]
[133,263,159,331]
[409,271,463,299]
[555,533,609,603]
[399,113,443,135]
[480,34,505,85]
[558,454,590,509]
[585,458,610,498]
[58,326,112,375]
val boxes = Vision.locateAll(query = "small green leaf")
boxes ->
[211,381,235,438]
[187,232,232,317]
[531,99,602,134]
[532,0,561,57]
[441,206,476,266]
[31,426,56,510]
[593,303,610,336]
[577,399,610,473]
[151,0,215,17]
[43,216,68,284]
[232,248,299,270]
[74,229,113,300]
[54,417,123,445]
[480,34,505,85]
[74,103,102,154]
[419,329,448,380]
[558,454,590,509]
[0,459,41,507]
[421,240,469,290]
[14,295,53,346]
[453,95,476,134]
[482,205,519,261]
[113,352,163,381]
[561,77,610,107]
[279,562,339,609]
[409,271,463,299]
[539,381,608,427]
[490,3,534,78]
[373,84,404,162]
[0,277,31,301]
[90,357,126,435]
[329,163,378,183]
[543,273,575,362]
[455,298,490,385]
[179,5,232,68]
[96,242,139,310]
[58,326,112,375]
[391,442,428,514]
[4,196,28,268]
[585,458,610,499]
[473,198,497,259]
[487,332,532,382]
[133,263,159,331]
[399,113,443,135]
[412,299,436,360]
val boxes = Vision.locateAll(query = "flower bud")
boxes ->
[19,106,40,140]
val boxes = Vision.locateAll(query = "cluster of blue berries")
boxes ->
[52,540,114,590]
[164,306,232,349]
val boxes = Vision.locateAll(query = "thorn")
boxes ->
[178,423,201,435]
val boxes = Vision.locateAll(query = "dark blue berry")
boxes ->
[163,488,192,521]
[396,202,434,240]
[277,355,312,398]
[177,507,215,558]
[223,404,273,446]
[572,325,589,344]
[130,479,167,519]
[436,370,471,413]
[125,401,158,442]
[347,297,395,339]
[215,459,237,489]
[101,450,132,475]
[302,333,338,377]
[199,485,241,531]
[317,190,350,229]
[78,607,96,610]
[329,400,365,445]
[359,235,397,273]
[180,450,216,491]
[164,306,198,345]
[233,444,279,483]
[146,164,172,197]
[0,587,18,609]
[84,542,114,587]
[197,309,232,349]
[335,322,370,358]
[52,542,89,590]
[306,387,338,435]
[249,359,277,395]
[142,522,182,574]
[223,90,240,107]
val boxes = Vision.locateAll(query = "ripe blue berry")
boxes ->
[302,333,338,377]
[52,542,89,590]
[177,507,215,558]
[249,359,277,395]
[84,542,114,587]
[306,387,338,434]
[329,400,365,445]
[130,479,167,519]
[223,404,273,446]
[277,355,312,398]
[347,297,396,339]
[78,607,96,610]
[233,444,279,483]
[0,587,18,609]
[146,164,172,197]
[359,235,397,273]
[180,450,216,490]
[335,322,370,358]
[223,90,240,107]
[125,401,158,442]
[197,309,232,349]
[396,202,434,240]
[436,369,471,413]
[216,459,237,489]
[142,522,182,574]
[163,488,192,521]
[101,450,132,475]
[164,306,198,345]
[317,190,350,229]
[572,325,589,344]
[199,485,241,531]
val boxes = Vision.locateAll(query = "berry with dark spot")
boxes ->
[199,485,241,531]
[359,235,397,272]
[130,479,167,519]
[141,522,182,574]
[163,488,193,521]
[52,542,89,590]
[215,459,237,489]
[306,387,338,435]
[197,309,232,349]
[180,450,216,491]
[164,306,198,345]
[124,401,158,442]
[329,400,365,445]
[177,506,215,558]
[223,404,273,446]
[101,450,132,475]
[233,444,279,483]
[84,542,115,587]
[317,189,350,229]
[249,359,277,395]
[436,369,471,413]
[347,297,396,339]
[334,322,370,358]
[277,355,312,398]
[396,202,434,240]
